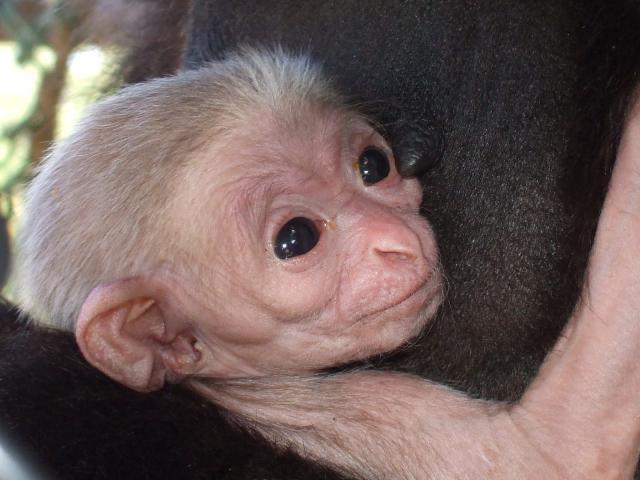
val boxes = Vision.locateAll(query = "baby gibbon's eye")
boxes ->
[358,147,390,185]
[274,217,320,259]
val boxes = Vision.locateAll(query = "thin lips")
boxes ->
[353,275,438,325]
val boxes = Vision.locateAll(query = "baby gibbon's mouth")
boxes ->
[351,273,440,327]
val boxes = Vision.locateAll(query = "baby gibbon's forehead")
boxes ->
[216,103,370,171]
[177,109,350,238]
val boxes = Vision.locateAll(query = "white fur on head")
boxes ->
[15,47,341,330]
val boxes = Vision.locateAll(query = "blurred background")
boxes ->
[0,0,181,299]
[0,0,120,299]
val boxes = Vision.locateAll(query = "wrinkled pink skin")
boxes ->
[76,104,442,386]
[195,95,640,479]
[179,106,442,377]
[79,94,640,478]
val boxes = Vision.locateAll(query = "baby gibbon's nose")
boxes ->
[367,216,424,267]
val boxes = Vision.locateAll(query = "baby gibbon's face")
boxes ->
[183,104,442,376]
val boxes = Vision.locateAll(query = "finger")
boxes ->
[392,118,444,178]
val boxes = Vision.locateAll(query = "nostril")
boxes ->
[373,247,418,263]
[369,223,423,264]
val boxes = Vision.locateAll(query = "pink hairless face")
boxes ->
[182,102,443,377]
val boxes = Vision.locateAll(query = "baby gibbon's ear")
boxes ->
[75,277,201,392]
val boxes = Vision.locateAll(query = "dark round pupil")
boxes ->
[358,147,390,185]
[274,217,320,260]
